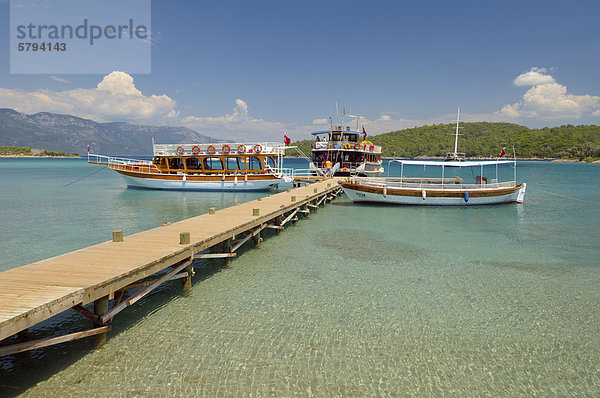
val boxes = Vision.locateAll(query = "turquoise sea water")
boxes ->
[0,158,599,396]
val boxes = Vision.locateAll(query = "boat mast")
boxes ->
[454,107,460,157]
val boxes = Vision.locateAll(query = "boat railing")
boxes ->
[88,153,161,174]
[312,141,382,153]
[351,177,517,190]
[153,142,286,156]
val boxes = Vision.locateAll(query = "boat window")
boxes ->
[331,133,341,141]
[185,157,201,170]
[203,157,224,170]
[265,157,276,169]
[246,157,262,170]
[225,157,246,170]
[168,157,184,170]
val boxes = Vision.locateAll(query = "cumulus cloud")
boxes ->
[513,67,555,86]
[498,67,600,120]
[0,71,178,123]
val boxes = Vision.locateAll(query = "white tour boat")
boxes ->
[88,142,293,191]
[339,159,526,205]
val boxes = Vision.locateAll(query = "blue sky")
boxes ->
[0,0,599,141]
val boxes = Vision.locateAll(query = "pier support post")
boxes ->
[275,216,282,234]
[182,263,194,290]
[302,204,309,218]
[253,231,262,247]
[93,296,109,349]
[222,238,232,267]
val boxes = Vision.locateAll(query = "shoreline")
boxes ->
[0,155,81,159]
[2,155,598,163]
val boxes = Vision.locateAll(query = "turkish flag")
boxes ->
[362,126,367,140]
[283,134,291,145]
[498,148,506,157]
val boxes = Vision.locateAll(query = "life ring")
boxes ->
[238,144,246,153]
[176,146,185,154]
[222,144,231,154]
[354,142,360,150]
[369,145,375,151]
[343,167,348,172]
[253,144,262,153]
[192,145,200,154]
[207,145,216,154]
[344,143,351,149]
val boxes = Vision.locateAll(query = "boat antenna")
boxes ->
[454,107,460,157]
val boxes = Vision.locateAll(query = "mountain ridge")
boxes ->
[0,108,219,155]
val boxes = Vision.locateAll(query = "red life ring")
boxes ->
[176,146,185,154]
[354,142,360,150]
[192,145,200,154]
[207,145,216,154]
[253,144,262,153]
[222,144,231,154]
[370,145,375,151]
[238,144,246,153]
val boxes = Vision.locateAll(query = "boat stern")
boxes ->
[516,183,527,204]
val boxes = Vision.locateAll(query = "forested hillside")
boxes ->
[292,123,600,161]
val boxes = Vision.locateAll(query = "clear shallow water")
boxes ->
[1,158,599,396]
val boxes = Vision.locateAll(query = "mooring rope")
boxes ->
[528,186,600,205]
[64,165,108,187]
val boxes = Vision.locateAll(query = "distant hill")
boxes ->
[0,108,218,155]
[293,122,600,160]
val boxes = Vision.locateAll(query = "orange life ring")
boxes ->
[207,145,216,154]
[177,146,185,154]
[253,144,262,153]
[238,144,246,153]
[354,142,360,150]
[343,167,348,172]
[222,144,231,154]
[192,145,200,154]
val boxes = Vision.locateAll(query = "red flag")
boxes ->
[498,147,506,157]
[283,134,291,145]
[362,126,367,140]
[87,144,90,153]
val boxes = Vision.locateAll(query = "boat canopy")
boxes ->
[392,159,515,167]
[311,130,363,135]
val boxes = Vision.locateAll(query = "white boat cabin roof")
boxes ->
[153,142,288,157]
[392,159,515,167]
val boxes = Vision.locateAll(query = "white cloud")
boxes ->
[312,118,328,124]
[181,99,287,141]
[497,67,600,120]
[49,76,69,83]
[378,114,391,121]
[513,67,555,86]
[0,71,178,123]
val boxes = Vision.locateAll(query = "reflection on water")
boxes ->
[0,159,599,396]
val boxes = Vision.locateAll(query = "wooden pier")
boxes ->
[0,180,342,357]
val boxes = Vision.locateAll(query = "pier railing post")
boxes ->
[180,232,190,245]
[112,230,123,242]
[93,296,109,349]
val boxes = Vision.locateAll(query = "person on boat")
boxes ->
[325,160,332,176]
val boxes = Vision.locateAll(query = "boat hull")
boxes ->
[340,181,527,205]
[118,171,284,191]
